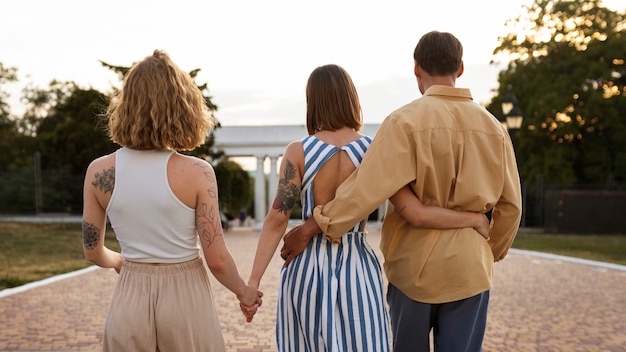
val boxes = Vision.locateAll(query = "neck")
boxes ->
[418,74,456,94]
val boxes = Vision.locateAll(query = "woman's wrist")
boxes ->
[248,278,260,289]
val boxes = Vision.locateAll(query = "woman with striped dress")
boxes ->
[247,64,489,351]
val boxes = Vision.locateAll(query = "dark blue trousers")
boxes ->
[387,283,489,352]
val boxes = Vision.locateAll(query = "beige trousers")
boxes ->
[103,257,225,352]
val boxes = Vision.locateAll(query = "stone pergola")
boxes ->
[212,124,382,228]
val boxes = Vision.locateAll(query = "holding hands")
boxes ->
[238,284,263,322]
[237,285,263,323]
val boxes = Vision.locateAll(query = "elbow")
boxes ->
[206,256,228,275]
[83,249,99,265]
[405,214,431,228]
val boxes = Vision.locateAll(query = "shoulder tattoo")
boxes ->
[195,162,217,199]
[195,162,216,182]
[272,160,300,214]
[92,167,115,194]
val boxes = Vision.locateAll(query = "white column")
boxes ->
[254,155,266,229]
[268,155,279,211]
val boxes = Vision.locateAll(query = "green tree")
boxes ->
[0,62,39,213]
[0,57,239,214]
[0,62,27,170]
[20,81,116,212]
[214,159,252,216]
[488,0,626,184]
[28,81,115,175]
[0,62,17,122]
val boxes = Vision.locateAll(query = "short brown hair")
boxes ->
[413,31,463,76]
[305,64,362,135]
[106,50,213,150]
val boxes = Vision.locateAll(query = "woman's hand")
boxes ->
[114,252,124,274]
[240,302,257,322]
[238,285,263,322]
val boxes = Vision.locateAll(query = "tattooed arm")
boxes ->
[248,142,304,290]
[193,159,262,318]
[82,155,123,272]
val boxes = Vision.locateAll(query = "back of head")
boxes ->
[305,64,362,135]
[413,31,463,76]
[106,50,214,150]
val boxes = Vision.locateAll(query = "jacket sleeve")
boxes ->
[489,132,522,261]
[313,115,418,241]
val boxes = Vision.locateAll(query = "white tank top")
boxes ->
[106,148,199,263]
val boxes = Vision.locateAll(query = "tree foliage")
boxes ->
[488,0,626,185]
[0,65,34,212]
[32,82,116,175]
[0,63,30,171]
[0,62,17,122]
[0,57,247,214]
[214,159,251,216]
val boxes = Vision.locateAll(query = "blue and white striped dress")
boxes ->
[276,135,390,352]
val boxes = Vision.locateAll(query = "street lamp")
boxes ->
[501,86,526,227]
[501,87,518,116]
[501,86,524,133]
[506,105,524,130]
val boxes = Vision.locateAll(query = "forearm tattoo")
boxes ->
[195,163,223,247]
[82,221,100,249]
[272,160,300,214]
[92,167,115,194]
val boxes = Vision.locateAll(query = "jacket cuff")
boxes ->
[313,205,340,243]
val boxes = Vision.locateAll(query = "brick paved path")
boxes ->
[1,227,625,351]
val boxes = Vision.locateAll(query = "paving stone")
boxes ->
[0,227,624,351]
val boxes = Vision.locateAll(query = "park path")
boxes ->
[0,227,625,351]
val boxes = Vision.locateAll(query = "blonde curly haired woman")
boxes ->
[82,50,262,351]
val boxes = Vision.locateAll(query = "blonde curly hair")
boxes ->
[106,50,214,150]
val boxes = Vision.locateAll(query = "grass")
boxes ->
[0,222,624,291]
[512,231,626,265]
[0,222,120,290]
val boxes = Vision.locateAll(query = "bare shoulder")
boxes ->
[170,153,215,183]
[172,152,211,167]
[283,141,304,161]
[87,153,116,171]
[86,153,116,181]
[85,153,117,195]
[282,141,305,173]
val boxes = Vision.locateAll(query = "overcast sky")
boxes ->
[2,0,624,126]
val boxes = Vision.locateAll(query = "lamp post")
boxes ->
[500,86,524,144]
[501,87,518,116]
[501,86,526,227]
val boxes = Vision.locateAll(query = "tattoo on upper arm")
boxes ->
[92,167,115,194]
[195,162,218,198]
[196,202,223,247]
[272,160,300,214]
[82,221,100,249]
[194,162,223,247]
[195,162,215,180]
